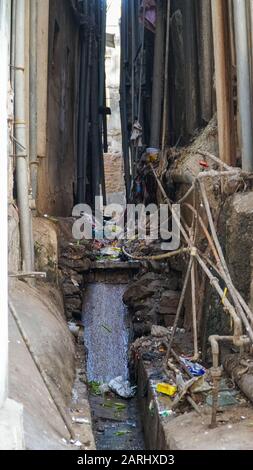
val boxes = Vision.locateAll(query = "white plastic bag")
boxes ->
[108,376,136,398]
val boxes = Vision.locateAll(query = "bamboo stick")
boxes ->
[198,180,253,342]
[167,258,193,356]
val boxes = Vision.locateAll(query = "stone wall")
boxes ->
[202,190,253,356]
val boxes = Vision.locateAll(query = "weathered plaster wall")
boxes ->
[37,0,79,217]
[202,191,253,354]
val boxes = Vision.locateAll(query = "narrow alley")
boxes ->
[1,0,253,458]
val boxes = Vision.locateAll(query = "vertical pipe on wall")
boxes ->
[98,0,107,205]
[233,0,253,171]
[29,0,38,203]
[249,1,253,73]
[183,0,199,138]
[14,0,33,272]
[131,0,136,125]
[120,0,131,200]
[161,0,171,155]
[10,0,16,87]
[211,0,236,166]
[0,0,9,408]
[77,37,86,203]
[197,0,213,124]
[83,29,92,201]
[99,0,106,130]
[90,5,101,203]
[150,0,165,149]
[137,0,146,123]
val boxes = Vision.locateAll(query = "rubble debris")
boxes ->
[151,325,170,338]
[68,321,81,338]
[72,417,91,425]
[159,410,175,418]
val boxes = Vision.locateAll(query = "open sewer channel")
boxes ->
[83,283,145,450]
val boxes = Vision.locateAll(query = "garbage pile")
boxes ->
[130,326,247,420]
[57,217,126,321]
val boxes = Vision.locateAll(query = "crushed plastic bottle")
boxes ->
[159,410,174,418]
[179,357,206,377]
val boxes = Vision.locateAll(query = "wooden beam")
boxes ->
[211,0,236,166]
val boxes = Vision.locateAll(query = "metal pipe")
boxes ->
[120,0,131,199]
[29,0,38,203]
[199,245,253,333]
[10,0,16,88]
[90,8,101,202]
[191,258,199,360]
[77,36,86,203]
[99,0,106,126]
[196,253,244,343]
[209,335,233,428]
[167,257,193,356]
[233,0,253,171]
[131,0,136,125]
[83,29,92,202]
[161,0,171,155]
[14,0,33,272]
[249,0,253,87]
[150,0,165,149]
[137,0,146,123]
[0,0,9,407]
[197,0,213,124]
[122,246,189,261]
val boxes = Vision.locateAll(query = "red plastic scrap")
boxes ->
[199,160,209,168]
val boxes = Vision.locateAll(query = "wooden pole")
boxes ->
[197,0,213,124]
[150,0,165,149]
[211,0,236,166]
[161,0,171,155]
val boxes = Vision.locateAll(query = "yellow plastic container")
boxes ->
[156,383,177,397]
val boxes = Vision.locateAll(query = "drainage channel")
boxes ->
[83,269,145,450]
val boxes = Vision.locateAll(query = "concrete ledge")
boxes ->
[0,399,24,450]
[90,260,141,270]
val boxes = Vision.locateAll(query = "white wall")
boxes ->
[105,0,122,152]
[0,0,9,408]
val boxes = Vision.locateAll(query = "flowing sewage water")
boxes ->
[83,283,145,450]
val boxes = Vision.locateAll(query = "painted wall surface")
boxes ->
[37,0,79,216]
[36,0,50,215]
[0,0,9,407]
[105,0,122,153]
